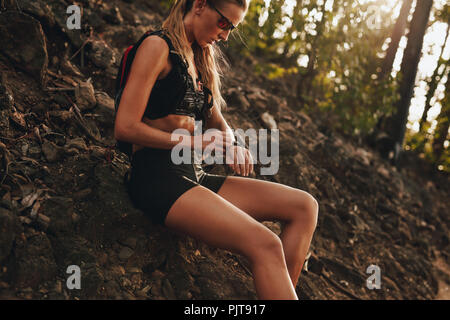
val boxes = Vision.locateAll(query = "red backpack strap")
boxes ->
[120,45,134,88]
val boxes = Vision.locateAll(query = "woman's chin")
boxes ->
[199,38,214,47]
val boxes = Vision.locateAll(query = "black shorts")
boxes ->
[126,147,227,226]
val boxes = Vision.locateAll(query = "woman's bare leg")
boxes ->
[216,176,319,288]
[164,185,298,300]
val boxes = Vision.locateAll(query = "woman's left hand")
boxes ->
[225,144,254,176]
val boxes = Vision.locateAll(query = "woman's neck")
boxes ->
[183,11,195,47]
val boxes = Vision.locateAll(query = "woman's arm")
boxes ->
[115,36,192,150]
[205,104,236,143]
[205,104,253,176]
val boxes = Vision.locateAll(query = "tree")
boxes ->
[379,0,414,80]
[381,0,434,163]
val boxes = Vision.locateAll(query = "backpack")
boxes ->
[113,29,187,162]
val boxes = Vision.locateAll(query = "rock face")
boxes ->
[75,80,97,111]
[93,91,115,128]
[0,0,449,301]
[0,12,48,86]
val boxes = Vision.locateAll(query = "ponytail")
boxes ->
[161,0,248,112]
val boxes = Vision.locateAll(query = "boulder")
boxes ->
[87,40,118,70]
[75,80,97,111]
[260,112,277,129]
[20,0,56,27]
[0,12,48,85]
[94,91,115,128]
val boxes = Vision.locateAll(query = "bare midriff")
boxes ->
[132,115,195,155]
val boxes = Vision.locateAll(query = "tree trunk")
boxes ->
[368,0,414,149]
[383,0,434,163]
[419,24,450,132]
[379,0,414,80]
[432,75,450,162]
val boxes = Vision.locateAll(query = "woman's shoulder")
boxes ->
[130,34,171,78]
[141,30,188,69]
[139,33,171,58]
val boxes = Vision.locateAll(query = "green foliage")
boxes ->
[227,0,449,169]
[435,3,450,23]
[406,129,450,173]
[436,148,450,173]
[160,0,175,11]
[407,122,433,154]
[253,62,298,79]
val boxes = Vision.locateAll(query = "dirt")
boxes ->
[0,0,449,300]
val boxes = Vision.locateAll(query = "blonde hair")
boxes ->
[161,0,248,112]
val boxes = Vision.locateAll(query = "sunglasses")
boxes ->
[207,1,236,31]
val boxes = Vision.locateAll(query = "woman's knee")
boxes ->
[292,191,319,230]
[243,227,285,264]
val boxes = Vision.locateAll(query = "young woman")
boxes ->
[114,0,319,300]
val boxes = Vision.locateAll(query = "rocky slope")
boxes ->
[0,0,449,300]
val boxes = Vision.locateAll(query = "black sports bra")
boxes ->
[116,29,214,124]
